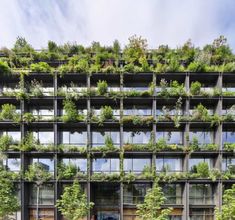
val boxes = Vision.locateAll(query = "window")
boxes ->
[156,157,182,172]
[156,131,182,144]
[123,108,152,116]
[31,158,54,173]
[2,131,21,143]
[162,184,182,204]
[123,183,151,205]
[189,131,213,145]
[32,108,54,120]
[222,157,235,173]
[222,131,235,144]
[92,131,120,147]
[33,131,54,145]
[189,158,213,172]
[3,158,21,172]
[30,184,54,205]
[156,107,183,116]
[123,132,151,144]
[62,131,87,146]
[92,158,119,173]
[189,208,214,220]
[62,158,87,172]
[123,158,151,174]
[93,183,120,207]
[189,184,213,205]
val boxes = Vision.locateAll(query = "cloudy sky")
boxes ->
[0,0,235,50]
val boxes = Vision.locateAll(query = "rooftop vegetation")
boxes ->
[1,35,235,75]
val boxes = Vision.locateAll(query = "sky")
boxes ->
[0,0,235,50]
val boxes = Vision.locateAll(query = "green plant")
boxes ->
[62,99,78,122]
[97,80,108,95]
[0,135,15,152]
[223,143,235,151]
[0,60,11,76]
[0,167,20,218]
[192,103,209,121]
[30,62,52,73]
[100,106,114,121]
[215,184,235,220]
[20,132,37,151]
[56,180,94,220]
[136,179,172,220]
[0,104,20,122]
[187,61,206,72]
[29,79,43,97]
[57,162,78,180]
[23,112,36,123]
[191,162,209,178]
[190,81,201,96]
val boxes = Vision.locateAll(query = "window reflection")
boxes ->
[189,131,213,145]
[189,158,213,172]
[92,131,120,147]
[31,158,54,173]
[33,131,54,144]
[123,132,150,144]
[222,157,235,173]
[63,158,87,172]
[156,157,182,172]
[123,158,150,174]
[30,184,54,205]
[156,131,182,144]
[93,158,119,173]
[3,158,21,172]
[222,131,235,143]
[62,131,87,146]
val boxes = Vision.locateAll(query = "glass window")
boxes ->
[162,184,182,204]
[156,157,182,172]
[123,132,151,144]
[30,184,54,205]
[123,158,151,173]
[3,158,21,172]
[156,131,182,144]
[93,158,119,173]
[189,131,213,145]
[123,183,151,205]
[32,158,54,173]
[62,131,87,146]
[189,208,214,220]
[33,131,54,144]
[222,131,235,144]
[92,131,120,147]
[3,131,21,143]
[63,158,87,172]
[189,158,212,172]
[222,157,235,173]
[123,108,152,116]
[189,184,213,205]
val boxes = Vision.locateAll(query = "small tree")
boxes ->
[137,179,172,220]
[0,167,20,219]
[25,163,52,220]
[56,180,94,220]
[215,184,235,220]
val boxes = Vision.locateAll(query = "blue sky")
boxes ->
[0,0,235,50]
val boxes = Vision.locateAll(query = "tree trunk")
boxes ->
[36,186,40,220]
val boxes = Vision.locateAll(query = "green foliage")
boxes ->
[97,80,108,95]
[23,112,36,123]
[30,62,52,73]
[24,163,52,185]
[62,99,79,122]
[0,167,20,218]
[0,134,14,151]
[100,106,114,121]
[187,61,206,72]
[29,79,43,97]
[158,79,186,97]
[0,60,11,76]
[192,104,209,121]
[215,184,235,220]
[57,162,80,180]
[190,81,201,96]
[191,162,209,178]
[20,132,37,151]
[56,180,94,220]
[223,143,235,151]
[0,104,20,122]
[136,179,172,220]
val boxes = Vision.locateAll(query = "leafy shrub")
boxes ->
[57,162,78,180]
[196,162,209,178]
[0,60,11,76]
[30,62,51,73]
[20,132,37,151]
[29,79,43,97]
[62,99,79,122]
[0,135,14,151]
[23,112,36,123]
[97,80,108,95]
[100,106,114,121]
[74,58,89,73]
[187,62,206,72]
[190,81,201,95]
[0,104,20,122]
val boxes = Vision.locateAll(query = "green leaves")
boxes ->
[0,167,20,218]
[136,179,172,220]
[56,180,94,220]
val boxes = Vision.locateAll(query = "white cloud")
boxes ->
[0,0,234,49]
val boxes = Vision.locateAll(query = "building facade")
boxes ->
[1,69,235,220]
